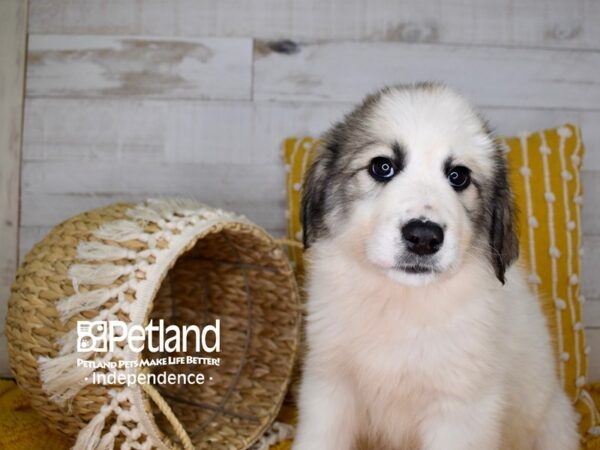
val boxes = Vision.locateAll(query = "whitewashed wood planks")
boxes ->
[20,161,285,213]
[587,329,600,378]
[28,0,600,50]
[18,193,286,260]
[254,41,600,110]
[22,99,348,163]
[584,300,600,329]
[582,236,600,298]
[27,35,253,99]
[0,0,28,376]
[21,98,600,170]
[19,97,600,301]
[19,227,50,261]
[19,22,600,379]
[29,36,600,109]
[20,99,600,235]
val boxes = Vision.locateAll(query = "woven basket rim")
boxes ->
[6,199,301,450]
[133,218,301,449]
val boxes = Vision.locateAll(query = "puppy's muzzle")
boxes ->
[401,219,444,256]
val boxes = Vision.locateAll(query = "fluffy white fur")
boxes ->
[293,86,578,450]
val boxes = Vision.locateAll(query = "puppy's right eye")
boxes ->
[369,157,396,182]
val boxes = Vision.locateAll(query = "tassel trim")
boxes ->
[73,404,113,450]
[94,220,144,242]
[77,242,136,261]
[57,288,119,322]
[38,352,96,405]
[125,206,165,225]
[38,198,245,448]
[69,264,133,287]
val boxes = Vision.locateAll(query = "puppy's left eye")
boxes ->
[447,166,471,191]
[369,157,396,182]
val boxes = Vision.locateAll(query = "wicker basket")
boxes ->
[6,199,301,450]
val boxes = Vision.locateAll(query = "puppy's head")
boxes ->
[302,83,518,286]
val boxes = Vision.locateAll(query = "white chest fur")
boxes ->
[302,249,523,446]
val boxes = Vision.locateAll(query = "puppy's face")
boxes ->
[302,84,518,286]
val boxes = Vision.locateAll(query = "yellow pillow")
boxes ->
[283,124,600,439]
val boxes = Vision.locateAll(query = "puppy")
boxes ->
[293,83,578,450]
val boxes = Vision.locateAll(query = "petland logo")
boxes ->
[77,319,221,354]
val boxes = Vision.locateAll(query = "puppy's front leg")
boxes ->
[420,393,502,450]
[292,367,357,450]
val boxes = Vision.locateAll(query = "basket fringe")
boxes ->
[73,408,109,450]
[77,241,135,261]
[28,198,276,449]
[69,264,132,287]
[95,428,116,450]
[38,353,96,405]
[57,289,116,322]
[146,198,206,218]
[146,199,178,219]
[125,206,164,224]
[94,220,144,242]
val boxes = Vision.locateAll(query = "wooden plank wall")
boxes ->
[0,0,28,377]
[7,0,600,377]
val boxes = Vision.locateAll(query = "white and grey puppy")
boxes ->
[293,83,578,450]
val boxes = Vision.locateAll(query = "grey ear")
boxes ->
[488,153,519,284]
[301,145,334,248]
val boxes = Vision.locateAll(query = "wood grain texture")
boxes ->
[18,226,49,262]
[27,35,253,99]
[582,236,600,300]
[0,0,28,377]
[18,102,600,378]
[20,97,600,234]
[22,98,600,170]
[21,98,348,164]
[20,2,600,379]
[582,176,600,236]
[19,161,288,242]
[584,300,600,329]
[28,0,600,50]
[254,41,600,109]
[19,192,286,238]
[587,329,600,380]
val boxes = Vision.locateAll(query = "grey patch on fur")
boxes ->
[483,146,519,283]
[475,120,520,283]
[301,88,386,247]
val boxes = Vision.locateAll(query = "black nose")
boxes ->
[401,220,444,256]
